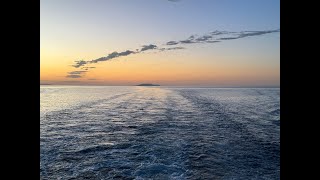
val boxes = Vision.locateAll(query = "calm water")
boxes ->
[40,86,280,179]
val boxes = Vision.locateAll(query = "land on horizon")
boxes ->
[136,83,160,86]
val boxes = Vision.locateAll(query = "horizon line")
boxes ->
[40,84,280,88]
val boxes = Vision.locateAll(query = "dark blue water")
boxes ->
[40,86,280,179]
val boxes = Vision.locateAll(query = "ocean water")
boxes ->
[40,86,280,179]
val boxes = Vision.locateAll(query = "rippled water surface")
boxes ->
[40,86,280,179]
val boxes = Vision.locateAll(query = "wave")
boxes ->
[40,87,279,179]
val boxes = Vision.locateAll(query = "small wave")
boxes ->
[41,87,279,179]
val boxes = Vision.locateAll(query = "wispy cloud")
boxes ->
[217,29,280,40]
[195,35,212,42]
[90,51,132,64]
[159,47,185,51]
[66,70,87,78]
[81,67,95,70]
[71,45,158,69]
[180,39,196,44]
[68,70,87,75]
[166,47,185,50]
[217,37,239,40]
[166,41,179,45]
[140,44,157,51]
[72,60,87,68]
[206,40,221,43]
[67,29,279,78]
[66,75,82,78]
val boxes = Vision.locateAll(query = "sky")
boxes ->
[40,0,280,87]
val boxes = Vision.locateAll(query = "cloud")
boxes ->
[188,35,195,40]
[62,81,80,82]
[159,47,185,51]
[166,41,179,45]
[140,44,157,51]
[90,52,118,64]
[81,67,96,70]
[180,39,196,44]
[66,75,82,78]
[174,34,219,45]
[218,30,280,41]
[210,30,229,35]
[177,35,197,44]
[89,50,136,64]
[217,37,239,40]
[71,46,154,69]
[195,35,212,42]
[72,60,87,68]
[68,70,87,75]
[68,28,279,78]
[238,29,280,38]
[118,50,135,56]
[166,47,185,50]
[205,40,221,43]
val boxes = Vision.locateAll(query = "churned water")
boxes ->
[40,86,280,179]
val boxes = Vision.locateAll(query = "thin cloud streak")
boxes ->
[140,44,157,51]
[72,60,87,68]
[66,75,82,78]
[218,37,239,40]
[166,41,179,45]
[68,71,87,75]
[180,39,196,44]
[72,45,157,69]
[67,29,280,78]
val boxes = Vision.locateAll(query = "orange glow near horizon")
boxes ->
[41,49,279,86]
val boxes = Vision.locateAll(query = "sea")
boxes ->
[40,86,280,179]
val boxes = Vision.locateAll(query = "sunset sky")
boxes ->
[40,0,280,86]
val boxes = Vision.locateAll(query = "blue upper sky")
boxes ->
[41,0,279,47]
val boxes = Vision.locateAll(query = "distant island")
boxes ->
[136,83,160,86]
